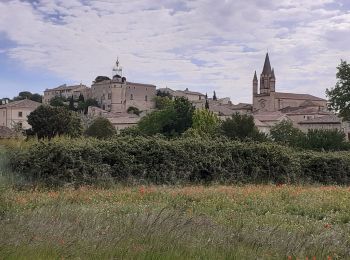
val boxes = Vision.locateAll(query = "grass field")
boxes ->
[1,148,350,259]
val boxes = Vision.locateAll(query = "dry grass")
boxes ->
[1,185,350,259]
[1,145,350,259]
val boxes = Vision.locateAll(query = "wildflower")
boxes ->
[324,223,332,229]
[139,187,145,195]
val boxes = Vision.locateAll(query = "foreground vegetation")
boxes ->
[1,184,350,259]
[1,144,350,259]
[6,136,350,187]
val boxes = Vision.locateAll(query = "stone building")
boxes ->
[0,99,41,130]
[88,106,140,132]
[43,84,90,104]
[91,60,156,113]
[158,87,206,101]
[251,53,345,135]
[252,53,327,112]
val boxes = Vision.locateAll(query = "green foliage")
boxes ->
[221,113,266,141]
[49,96,67,107]
[156,89,173,98]
[191,109,220,137]
[8,137,299,186]
[78,94,85,102]
[270,120,304,146]
[138,97,194,137]
[13,91,43,103]
[68,96,75,111]
[9,136,350,187]
[154,96,173,110]
[302,129,347,151]
[119,126,144,137]
[205,99,209,109]
[27,105,83,139]
[82,98,99,114]
[85,117,117,139]
[326,60,350,120]
[127,106,141,116]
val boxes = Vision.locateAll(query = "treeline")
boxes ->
[26,96,349,151]
[8,136,350,187]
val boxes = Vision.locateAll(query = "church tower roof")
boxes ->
[262,53,272,75]
[271,68,275,79]
[253,71,258,81]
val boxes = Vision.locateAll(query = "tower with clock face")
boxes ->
[252,53,276,112]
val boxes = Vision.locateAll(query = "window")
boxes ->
[108,93,112,100]
[130,94,134,100]
[145,95,148,101]
[18,112,23,118]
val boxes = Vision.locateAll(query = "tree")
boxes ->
[270,120,304,146]
[78,93,85,102]
[138,97,195,137]
[205,99,209,109]
[156,89,173,98]
[127,106,141,116]
[164,97,195,136]
[28,105,82,139]
[221,113,265,141]
[69,95,75,111]
[213,91,217,101]
[82,98,99,114]
[50,96,66,107]
[13,91,43,103]
[154,96,173,110]
[303,129,347,151]
[31,93,43,103]
[85,117,116,139]
[191,109,220,136]
[326,60,350,120]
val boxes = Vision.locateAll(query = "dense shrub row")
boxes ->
[7,137,350,186]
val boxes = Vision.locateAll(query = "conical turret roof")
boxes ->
[253,71,258,81]
[271,68,275,79]
[262,53,272,75]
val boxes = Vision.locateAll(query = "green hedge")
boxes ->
[7,137,350,186]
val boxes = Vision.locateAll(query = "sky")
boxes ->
[0,0,350,104]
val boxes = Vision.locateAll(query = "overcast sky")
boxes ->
[0,0,349,103]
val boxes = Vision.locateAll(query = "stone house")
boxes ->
[0,99,41,130]
[88,106,140,132]
[43,84,90,104]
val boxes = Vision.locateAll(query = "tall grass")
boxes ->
[1,185,350,259]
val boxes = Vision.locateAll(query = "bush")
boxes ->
[9,136,350,187]
[7,137,298,187]
[85,117,117,139]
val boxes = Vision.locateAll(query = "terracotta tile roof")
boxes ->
[275,92,326,101]
[299,114,342,124]
[0,99,41,109]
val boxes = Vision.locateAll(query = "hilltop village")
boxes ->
[0,53,348,138]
